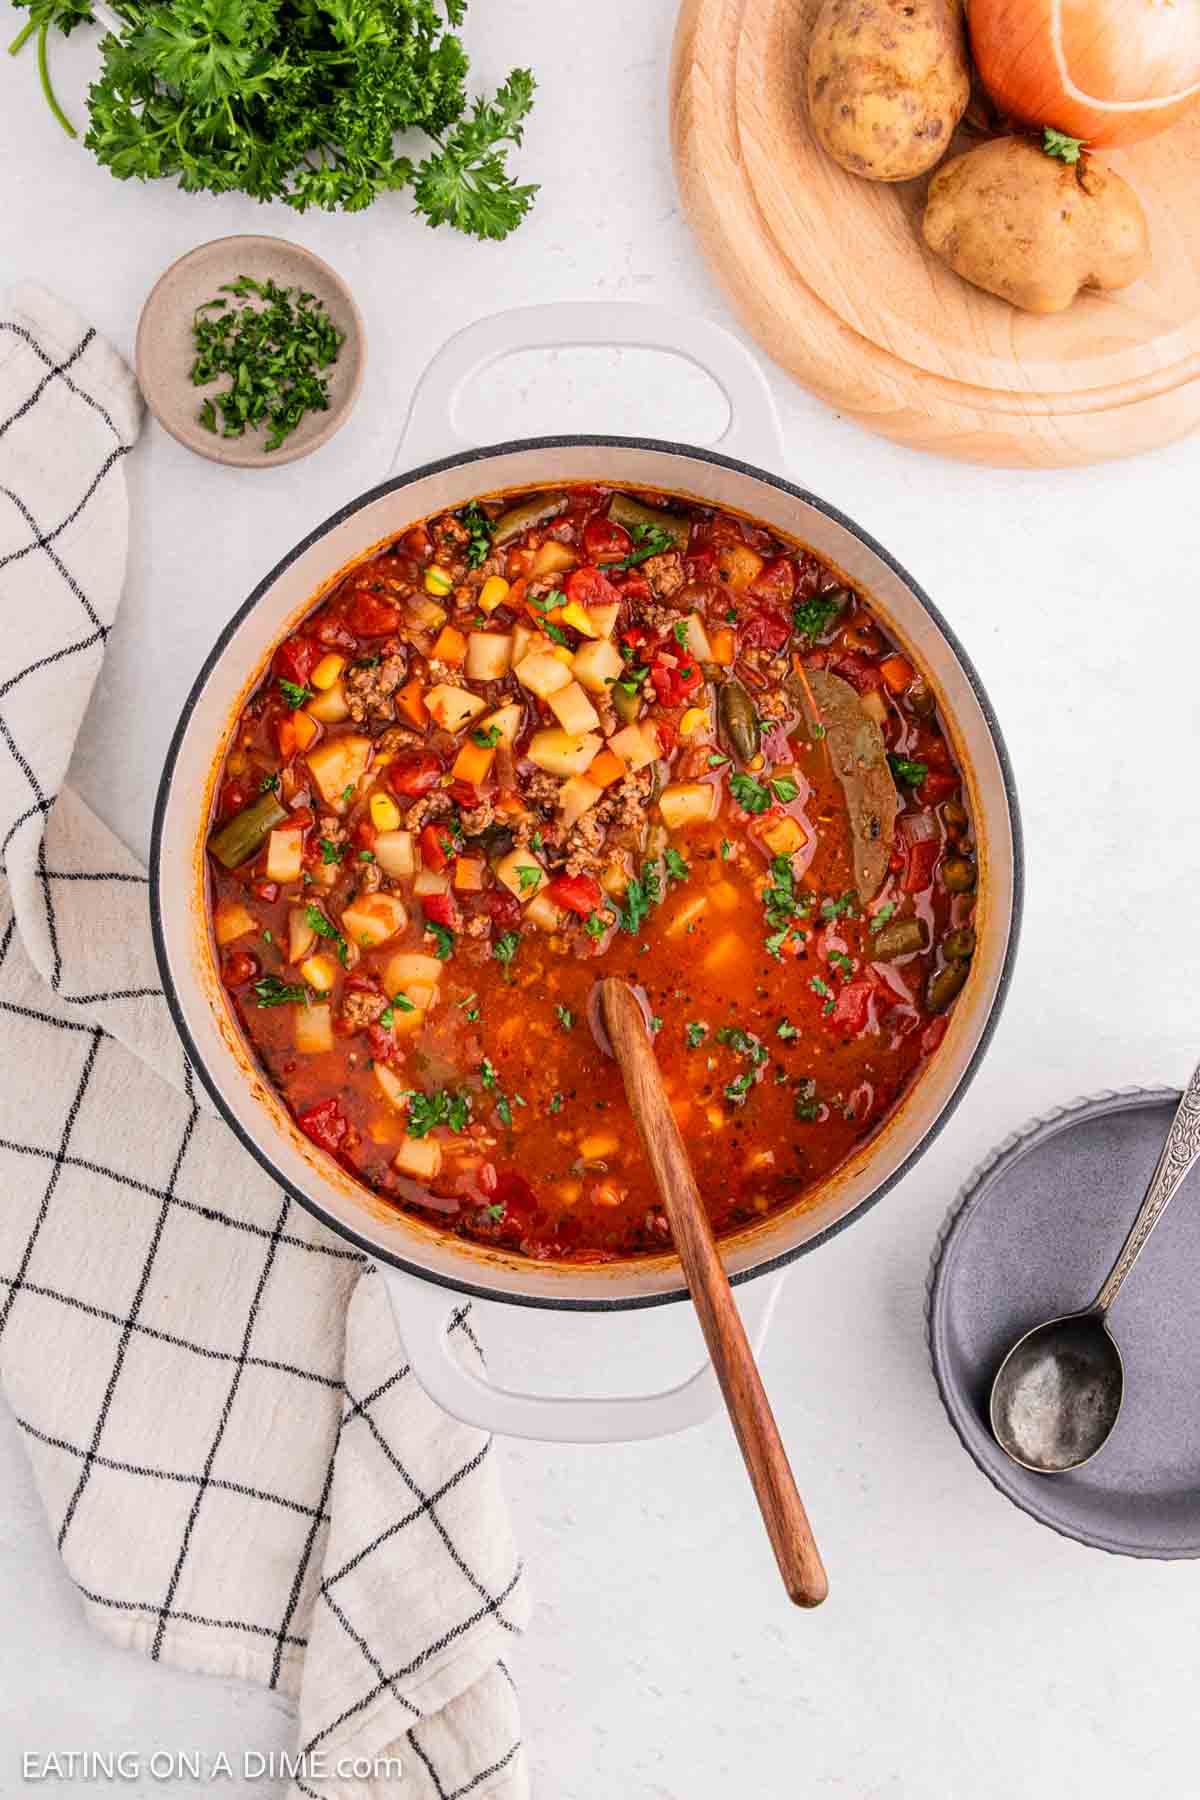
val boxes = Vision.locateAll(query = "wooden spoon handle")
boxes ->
[599,979,828,1609]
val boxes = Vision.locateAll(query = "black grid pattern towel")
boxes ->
[0,285,528,1800]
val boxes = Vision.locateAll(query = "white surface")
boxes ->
[2,1,1199,1794]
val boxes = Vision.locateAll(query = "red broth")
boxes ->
[206,485,979,1262]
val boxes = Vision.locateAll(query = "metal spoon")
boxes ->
[990,1061,1200,1474]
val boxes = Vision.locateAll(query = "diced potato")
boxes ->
[374,1062,409,1110]
[683,612,714,661]
[600,862,630,898]
[213,901,258,947]
[451,740,495,785]
[761,815,808,857]
[391,986,433,1035]
[307,861,337,890]
[511,621,538,664]
[288,905,316,963]
[384,951,444,990]
[453,856,486,892]
[571,637,623,694]
[557,775,603,830]
[374,829,415,880]
[475,702,523,748]
[515,651,573,700]
[311,653,345,691]
[413,868,450,896]
[549,645,574,666]
[587,602,620,638]
[718,542,764,591]
[548,681,601,735]
[607,722,660,772]
[495,847,546,901]
[525,891,564,932]
[307,734,372,806]
[395,1135,442,1181]
[342,893,408,949]
[659,782,719,831]
[300,954,337,993]
[707,879,741,912]
[306,681,351,725]
[666,892,709,937]
[560,600,599,638]
[527,728,602,779]
[266,824,304,885]
[530,540,578,577]
[465,632,513,683]
[294,1002,333,1054]
[424,685,487,733]
[578,1130,620,1161]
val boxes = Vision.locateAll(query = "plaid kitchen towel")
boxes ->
[0,284,528,1799]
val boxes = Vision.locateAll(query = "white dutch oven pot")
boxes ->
[151,303,1022,1444]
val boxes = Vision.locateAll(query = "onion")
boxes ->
[967,0,1200,147]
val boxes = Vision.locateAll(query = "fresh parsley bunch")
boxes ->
[12,0,538,239]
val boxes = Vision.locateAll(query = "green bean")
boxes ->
[607,492,691,550]
[926,959,969,1013]
[942,926,976,960]
[718,677,760,765]
[490,491,567,545]
[871,917,927,959]
[208,792,287,870]
[940,855,977,893]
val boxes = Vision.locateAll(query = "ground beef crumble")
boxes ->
[642,552,685,601]
[340,987,388,1031]
[345,650,407,723]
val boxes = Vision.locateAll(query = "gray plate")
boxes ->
[927,1088,1200,1559]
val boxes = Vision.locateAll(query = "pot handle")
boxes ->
[393,301,784,471]
[378,1262,786,1443]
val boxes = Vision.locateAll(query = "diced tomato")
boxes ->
[651,717,676,754]
[547,872,603,915]
[686,548,716,580]
[352,818,377,853]
[273,636,321,688]
[386,751,443,798]
[401,524,432,561]
[919,770,959,806]
[921,1016,949,1056]
[297,1098,349,1158]
[747,558,797,607]
[345,589,403,637]
[506,546,537,581]
[741,605,791,652]
[831,652,883,694]
[366,1022,399,1065]
[274,714,297,760]
[565,565,622,611]
[649,654,703,707]
[620,624,650,651]
[447,778,482,808]
[489,1169,537,1218]
[422,891,459,929]
[221,950,260,989]
[827,980,873,1036]
[219,781,249,819]
[615,571,652,602]
[419,823,455,872]
[902,837,941,894]
[477,889,521,930]
[251,880,279,903]
[583,517,633,564]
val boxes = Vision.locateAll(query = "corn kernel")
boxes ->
[748,752,765,772]
[550,645,574,666]
[424,565,454,597]
[560,600,598,638]
[679,706,710,739]
[370,792,402,832]
[299,955,336,993]
[311,653,345,691]
[478,576,510,613]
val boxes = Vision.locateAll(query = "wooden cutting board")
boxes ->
[670,0,1200,467]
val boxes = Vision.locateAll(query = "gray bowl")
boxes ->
[927,1088,1200,1559]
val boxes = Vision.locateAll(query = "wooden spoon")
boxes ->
[598,977,828,1609]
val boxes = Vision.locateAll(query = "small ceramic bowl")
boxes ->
[927,1088,1200,1559]
[135,235,365,469]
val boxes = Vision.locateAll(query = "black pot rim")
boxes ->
[149,434,1025,1313]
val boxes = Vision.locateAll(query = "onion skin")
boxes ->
[967,0,1200,147]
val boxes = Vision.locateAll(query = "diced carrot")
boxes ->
[451,740,496,785]
[585,748,626,789]
[709,627,736,666]
[291,710,320,752]
[431,625,467,665]
[878,654,915,695]
[453,856,486,892]
[395,678,428,728]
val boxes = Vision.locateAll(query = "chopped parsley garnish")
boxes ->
[1043,126,1085,165]
[762,854,810,957]
[516,864,542,894]
[544,621,569,647]
[616,663,650,698]
[870,902,897,935]
[260,771,281,795]
[404,1089,470,1138]
[716,1026,769,1067]
[769,775,800,804]
[555,1005,574,1030]
[728,772,771,814]
[319,837,344,865]
[341,784,355,804]
[304,903,349,967]
[663,848,690,882]
[708,752,730,768]
[278,678,313,709]
[810,975,835,1015]
[472,724,502,749]
[359,850,375,863]
[493,930,520,968]
[794,1082,821,1122]
[720,838,733,860]
[888,754,928,788]
[379,991,417,1029]
[776,1019,800,1041]
[765,928,790,959]
[601,521,677,572]
[429,923,455,960]
[457,992,481,1022]
[496,1094,513,1128]
[724,1071,755,1105]
[530,831,543,850]
[650,1015,663,1032]
[480,1058,498,1090]
[828,950,854,977]
[483,1201,506,1222]
[792,591,843,641]
[461,501,493,569]
[615,861,662,933]
[351,654,381,670]
[686,1021,708,1048]
[584,913,607,939]
[548,1093,564,1115]
[820,891,858,922]
[672,619,690,649]
[253,975,307,1008]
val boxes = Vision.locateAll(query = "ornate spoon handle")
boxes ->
[1092,1062,1200,1315]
